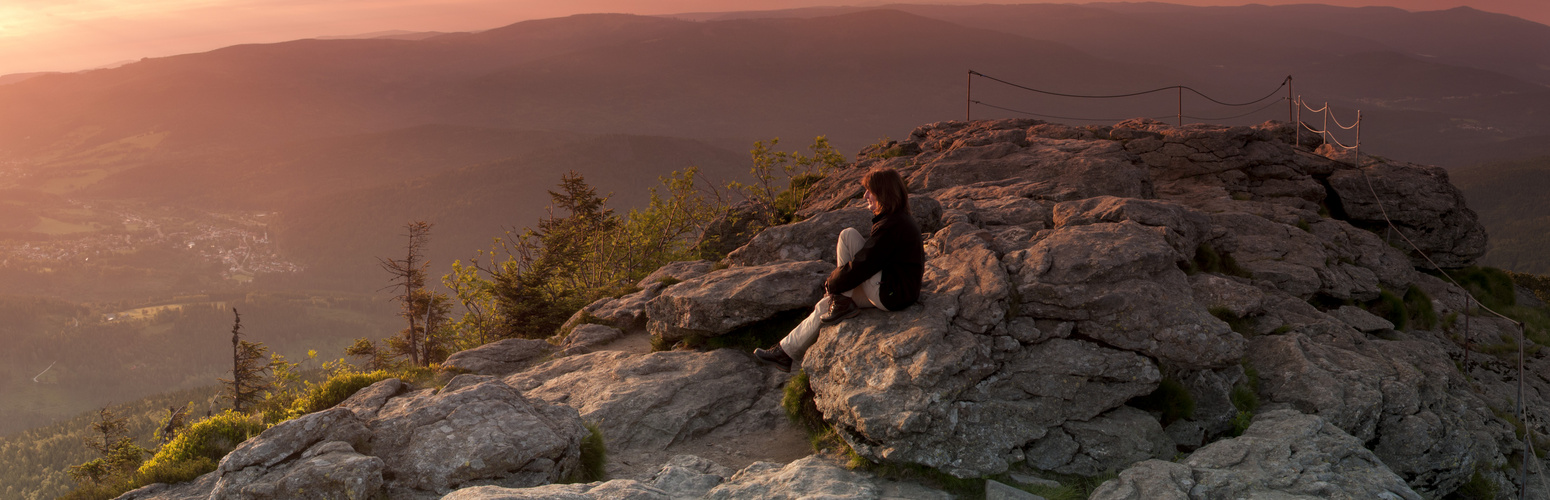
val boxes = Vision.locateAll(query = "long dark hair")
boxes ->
[862,167,909,215]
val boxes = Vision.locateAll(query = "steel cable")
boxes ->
[969,100,1174,122]
[969,71,1288,107]
[1182,98,1289,121]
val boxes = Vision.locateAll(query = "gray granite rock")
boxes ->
[645,260,830,342]
[504,350,787,453]
[441,338,553,376]
[1091,410,1422,500]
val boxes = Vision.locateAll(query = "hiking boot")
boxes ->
[821,293,860,323]
[754,345,793,372]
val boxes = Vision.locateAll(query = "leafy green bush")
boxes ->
[137,410,264,476]
[282,369,395,421]
[62,410,262,500]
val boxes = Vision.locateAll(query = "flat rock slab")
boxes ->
[504,349,788,453]
[645,260,830,342]
[441,338,553,376]
[1091,410,1422,500]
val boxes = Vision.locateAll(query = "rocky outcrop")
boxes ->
[122,117,1535,500]
[722,117,1524,496]
[1091,410,1423,500]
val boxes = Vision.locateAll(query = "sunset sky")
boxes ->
[3,0,1546,76]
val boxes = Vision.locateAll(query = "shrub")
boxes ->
[1129,378,1195,426]
[283,369,395,420]
[1441,266,1517,310]
[137,410,264,477]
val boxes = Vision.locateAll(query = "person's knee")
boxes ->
[838,227,862,242]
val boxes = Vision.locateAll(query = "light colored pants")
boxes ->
[779,227,884,363]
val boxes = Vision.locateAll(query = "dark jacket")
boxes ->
[825,208,925,311]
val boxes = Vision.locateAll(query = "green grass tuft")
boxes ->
[1014,470,1120,500]
[1209,307,1255,336]
[1129,378,1195,426]
[1455,466,1499,500]
[676,309,806,352]
[1365,287,1409,331]
[1229,360,1262,436]
[1403,285,1437,330]
[572,423,608,483]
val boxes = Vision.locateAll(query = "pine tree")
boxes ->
[66,406,147,485]
[380,221,433,366]
[219,308,271,413]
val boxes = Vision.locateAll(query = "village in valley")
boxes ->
[0,201,301,283]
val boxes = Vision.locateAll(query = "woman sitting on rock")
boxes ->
[755,166,925,371]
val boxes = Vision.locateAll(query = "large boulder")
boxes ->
[441,338,553,376]
[503,350,788,453]
[802,296,1161,477]
[1091,410,1422,500]
[207,408,377,500]
[644,260,830,342]
[1247,332,1507,496]
[1326,160,1487,268]
[1007,221,1246,369]
[367,375,588,496]
[726,208,874,266]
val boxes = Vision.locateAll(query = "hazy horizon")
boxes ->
[3,0,1547,76]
